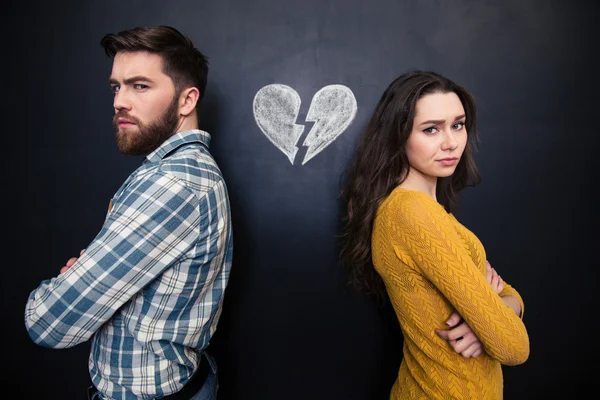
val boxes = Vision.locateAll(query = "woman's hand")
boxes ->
[435,260,504,358]
[486,260,504,294]
[436,313,484,358]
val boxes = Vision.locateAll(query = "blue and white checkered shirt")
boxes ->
[25,130,233,399]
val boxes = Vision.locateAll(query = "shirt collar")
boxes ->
[146,129,211,162]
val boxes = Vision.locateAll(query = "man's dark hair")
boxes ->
[101,26,209,108]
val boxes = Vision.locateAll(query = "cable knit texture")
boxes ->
[372,187,529,399]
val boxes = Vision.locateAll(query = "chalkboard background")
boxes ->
[4,0,597,398]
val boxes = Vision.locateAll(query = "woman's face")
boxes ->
[405,91,468,181]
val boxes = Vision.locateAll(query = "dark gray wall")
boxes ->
[5,0,597,398]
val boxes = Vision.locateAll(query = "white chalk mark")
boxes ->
[253,84,305,164]
[302,85,357,165]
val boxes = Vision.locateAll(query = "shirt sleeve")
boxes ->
[24,172,201,348]
[390,193,530,365]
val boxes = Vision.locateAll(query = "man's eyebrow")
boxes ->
[108,76,154,85]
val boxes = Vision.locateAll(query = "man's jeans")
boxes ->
[89,351,219,400]
[190,352,219,400]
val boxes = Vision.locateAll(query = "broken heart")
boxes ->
[253,84,357,165]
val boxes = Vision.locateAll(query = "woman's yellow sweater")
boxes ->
[372,187,529,399]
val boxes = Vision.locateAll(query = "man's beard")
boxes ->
[113,96,180,156]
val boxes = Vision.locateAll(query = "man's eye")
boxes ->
[110,85,120,94]
[133,84,148,90]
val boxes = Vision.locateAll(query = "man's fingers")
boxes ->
[65,257,78,268]
[59,250,86,274]
[62,253,82,273]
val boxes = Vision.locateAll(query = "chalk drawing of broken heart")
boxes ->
[253,84,357,165]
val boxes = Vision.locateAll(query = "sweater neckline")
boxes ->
[384,186,453,216]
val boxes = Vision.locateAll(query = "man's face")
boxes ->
[109,51,180,156]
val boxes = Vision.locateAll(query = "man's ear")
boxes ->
[179,87,200,117]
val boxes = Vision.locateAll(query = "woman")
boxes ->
[340,70,529,399]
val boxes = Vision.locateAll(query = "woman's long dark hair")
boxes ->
[339,70,482,301]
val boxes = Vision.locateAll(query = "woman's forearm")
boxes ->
[501,295,522,318]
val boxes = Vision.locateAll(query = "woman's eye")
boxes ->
[453,122,465,130]
[423,127,438,134]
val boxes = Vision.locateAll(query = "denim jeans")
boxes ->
[190,351,219,400]
[88,351,219,400]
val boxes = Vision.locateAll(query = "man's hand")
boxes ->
[435,313,484,358]
[59,248,85,274]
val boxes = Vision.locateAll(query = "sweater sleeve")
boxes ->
[500,282,525,319]
[389,193,529,365]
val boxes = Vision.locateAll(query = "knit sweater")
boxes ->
[372,187,529,399]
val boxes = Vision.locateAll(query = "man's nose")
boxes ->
[113,89,132,112]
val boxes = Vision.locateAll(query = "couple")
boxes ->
[24,25,529,400]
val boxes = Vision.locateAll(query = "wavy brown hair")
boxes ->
[339,70,482,301]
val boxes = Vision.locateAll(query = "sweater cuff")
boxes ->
[500,284,525,319]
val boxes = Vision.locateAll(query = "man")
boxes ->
[24,26,233,400]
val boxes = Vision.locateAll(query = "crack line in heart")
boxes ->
[253,84,357,165]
